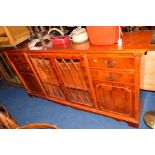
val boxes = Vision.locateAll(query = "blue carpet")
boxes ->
[0,80,155,129]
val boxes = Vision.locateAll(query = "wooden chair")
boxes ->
[0,104,59,129]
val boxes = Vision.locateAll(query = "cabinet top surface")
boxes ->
[3,31,153,54]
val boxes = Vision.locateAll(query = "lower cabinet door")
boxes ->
[93,81,134,116]
[28,55,94,107]
[19,71,44,95]
[29,57,66,100]
[54,58,94,107]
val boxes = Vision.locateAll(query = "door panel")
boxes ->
[54,58,93,107]
[19,71,43,94]
[30,57,66,100]
[94,81,134,116]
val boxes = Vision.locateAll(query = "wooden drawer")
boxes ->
[88,57,135,69]
[9,54,27,63]
[91,69,135,84]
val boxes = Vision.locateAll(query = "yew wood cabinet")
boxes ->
[4,31,153,128]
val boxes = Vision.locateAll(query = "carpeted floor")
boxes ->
[0,80,155,129]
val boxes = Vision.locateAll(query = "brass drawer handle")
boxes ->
[93,59,97,63]
[103,60,108,65]
[103,61,117,67]
[111,61,117,65]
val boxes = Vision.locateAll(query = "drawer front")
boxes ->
[88,57,135,69]
[9,54,27,63]
[91,69,135,84]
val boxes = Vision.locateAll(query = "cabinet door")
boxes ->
[54,57,93,107]
[19,71,43,94]
[93,81,134,116]
[29,56,66,100]
[28,54,94,107]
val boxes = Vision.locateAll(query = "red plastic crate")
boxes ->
[50,35,69,45]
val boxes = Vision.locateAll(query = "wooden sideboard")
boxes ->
[3,31,152,128]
